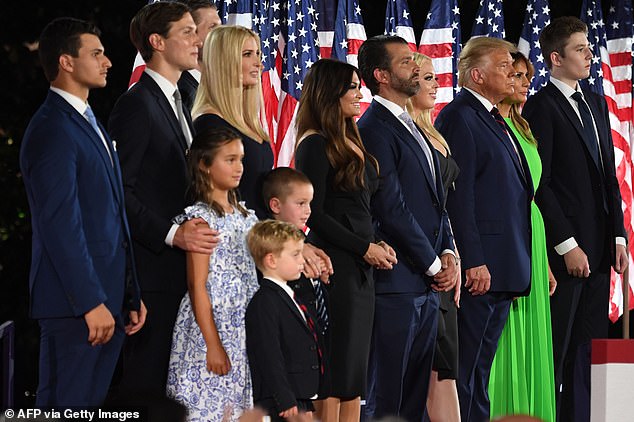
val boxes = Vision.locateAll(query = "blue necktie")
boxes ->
[84,105,102,136]
[399,112,436,183]
[312,279,329,335]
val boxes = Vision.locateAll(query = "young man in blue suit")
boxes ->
[435,37,533,422]
[108,2,218,394]
[358,35,458,421]
[20,17,145,407]
[523,17,627,422]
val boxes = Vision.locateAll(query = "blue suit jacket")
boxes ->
[435,89,532,294]
[358,100,454,294]
[20,91,140,319]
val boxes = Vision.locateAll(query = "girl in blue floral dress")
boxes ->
[166,127,259,422]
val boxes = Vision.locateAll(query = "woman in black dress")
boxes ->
[192,26,273,219]
[407,52,461,421]
[295,59,397,422]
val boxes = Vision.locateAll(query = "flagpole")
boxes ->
[624,267,630,339]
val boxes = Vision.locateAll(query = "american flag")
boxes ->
[417,0,461,118]
[384,0,417,51]
[331,0,372,116]
[517,0,551,96]
[254,0,283,148]
[275,0,320,167]
[217,0,254,28]
[316,0,336,59]
[605,0,634,322]
[471,0,506,39]
[128,0,162,87]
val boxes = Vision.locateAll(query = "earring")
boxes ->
[206,169,210,175]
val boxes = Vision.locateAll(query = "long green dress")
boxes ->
[488,118,556,422]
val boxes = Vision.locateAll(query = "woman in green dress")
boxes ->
[488,51,558,421]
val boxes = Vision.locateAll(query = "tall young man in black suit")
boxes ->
[246,220,322,421]
[523,16,628,422]
[108,1,218,394]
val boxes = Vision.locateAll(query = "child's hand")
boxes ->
[206,343,231,375]
[278,406,298,418]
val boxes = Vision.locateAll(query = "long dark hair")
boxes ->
[187,127,248,217]
[296,59,378,191]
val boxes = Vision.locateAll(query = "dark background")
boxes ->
[0,0,629,407]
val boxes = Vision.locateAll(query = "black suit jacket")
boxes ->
[523,82,626,272]
[108,72,193,295]
[245,278,321,413]
[177,70,198,113]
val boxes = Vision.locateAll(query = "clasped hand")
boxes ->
[363,241,397,270]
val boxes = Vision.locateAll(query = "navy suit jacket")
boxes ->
[108,72,193,295]
[358,100,454,294]
[523,82,626,272]
[246,278,321,412]
[20,91,140,319]
[435,89,532,294]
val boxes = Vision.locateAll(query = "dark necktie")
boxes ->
[490,107,509,136]
[294,293,324,374]
[571,91,601,166]
[312,279,329,335]
[173,89,193,146]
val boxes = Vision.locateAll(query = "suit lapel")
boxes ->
[547,83,602,174]
[371,101,440,201]
[461,91,529,187]
[262,279,313,335]
[141,73,190,154]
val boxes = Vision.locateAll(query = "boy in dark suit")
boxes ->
[246,220,322,420]
[262,167,330,336]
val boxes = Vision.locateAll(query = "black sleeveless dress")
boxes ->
[434,151,460,379]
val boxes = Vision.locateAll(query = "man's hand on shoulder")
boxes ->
[84,303,115,346]
[173,218,220,254]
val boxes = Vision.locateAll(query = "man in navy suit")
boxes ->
[20,18,145,407]
[523,17,627,422]
[435,37,533,422]
[176,0,221,112]
[357,35,458,421]
[108,2,218,394]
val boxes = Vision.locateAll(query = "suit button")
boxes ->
[432,202,439,208]
[310,345,317,351]
[433,230,439,238]
[122,240,128,249]
[311,365,319,370]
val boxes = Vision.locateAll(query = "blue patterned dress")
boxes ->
[166,202,259,422]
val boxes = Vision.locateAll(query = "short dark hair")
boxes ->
[177,0,217,24]
[130,1,191,62]
[358,35,408,95]
[262,167,312,207]
[539,16,588,70]
[38,17,101,82]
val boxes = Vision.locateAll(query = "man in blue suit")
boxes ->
[435,37,532,422]
[108,2,218,394]
[523,17,627,422]
[358,35,458,421]
[20,18,145,407]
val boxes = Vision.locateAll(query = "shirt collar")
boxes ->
[145,68,179,102]
[188,69,201,83]
[549,76,580,99]
[50,87,88,115]
[463,87,495,112]
[374,95,408,118]
[265,276,295,299]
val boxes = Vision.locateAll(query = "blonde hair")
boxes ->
[247,219,305,270]
[458,37,517,87]
[405,53,450,153]
[193,25,269,143]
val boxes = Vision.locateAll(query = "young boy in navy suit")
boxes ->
[262,167,330,335]
[246,220,322,420]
